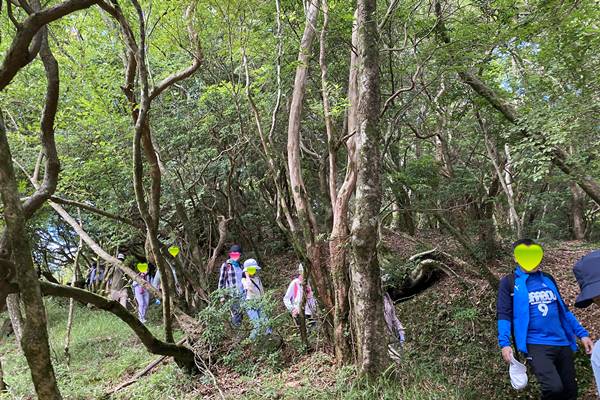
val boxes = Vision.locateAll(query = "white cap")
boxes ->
[117,253,125,260]
[509,354,528,390]
[242,258,261,271]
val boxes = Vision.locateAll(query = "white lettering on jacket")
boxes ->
[528,289,557,305]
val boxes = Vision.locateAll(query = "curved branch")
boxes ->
[148,1,202,101]
[38,281,196,369]
[0,0,98,90]
[22,32,60,218]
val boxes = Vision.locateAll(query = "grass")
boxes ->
[0,297,486,399]
[1,299,192,400]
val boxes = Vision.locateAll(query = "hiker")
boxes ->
[109,253,129,308]
[217,244,245,327]
[572,249,600,396]
[86,263,102,290]
[384,292,405,345]
[283,264,317,328]
[241,258,272,339]
[497,238,593,400]
[132,263,151,323]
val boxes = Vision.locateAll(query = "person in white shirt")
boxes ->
[283,264,317,328]
[383,292,405,344]
[241,258,272,339]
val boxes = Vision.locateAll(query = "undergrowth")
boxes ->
[2,242,599,400]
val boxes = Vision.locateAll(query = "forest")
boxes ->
[0,0,599,398]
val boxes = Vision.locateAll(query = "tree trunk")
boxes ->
[285,0,335,335]
[64,215,83,365]
[6,294,23,341]
[479,112,521,238]
[569,182,586,240]
[325,0,355,365]
[350,0,391,377]
[0,358,5,392]
[478,177,501,262]
[0,112,62,400]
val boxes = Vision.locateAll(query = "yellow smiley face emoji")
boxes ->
[514,244,544,272]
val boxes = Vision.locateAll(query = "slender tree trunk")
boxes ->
[350,0,391,377]
[478,177,501,262]
[479,112,521,238]
[323,0,354,364]
[6,294,23,341]
[0,358,5,392]
[106,0,202,342]
[0,112,62,400]
[286,0,335,335]
[64,212,83,365]
[389,182,415,235]
[569,182,586,240]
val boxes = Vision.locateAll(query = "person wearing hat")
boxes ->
[573,250,600,396]
[241,258,272,339]
[217,244,245,327]
[109,253,129,308]
[283,264,317,328]
[497,238,593,400]
[132,262,151,323]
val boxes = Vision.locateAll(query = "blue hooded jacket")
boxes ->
[497,267,589,354]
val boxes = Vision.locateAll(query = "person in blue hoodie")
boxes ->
[497,238,594,400]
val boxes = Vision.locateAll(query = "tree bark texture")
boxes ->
[569,182,586,240]
[350,0,391,377]
[6,294,23,341]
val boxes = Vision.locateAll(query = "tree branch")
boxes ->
[21,31,60,218]
[49,196,141,228]
[0,0,98,90]
[38,281,196,369]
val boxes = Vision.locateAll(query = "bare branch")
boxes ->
[22,32,60,218]
[49,196,141,228]
[39,281,196,369]
[0,0,98,90]
[380,63,421,117]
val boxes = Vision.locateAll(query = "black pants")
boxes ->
[527,344,577,400]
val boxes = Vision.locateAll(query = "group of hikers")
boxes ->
[85,253,164,323]
[217,243,314,336]
[78,236,600,399]
[497,238,600,399]
[216,244,274,338]
[216,244,406,344]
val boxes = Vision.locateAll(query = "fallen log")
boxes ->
[384,248,470,302]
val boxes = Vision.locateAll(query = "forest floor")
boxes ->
[1,234,599,399]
